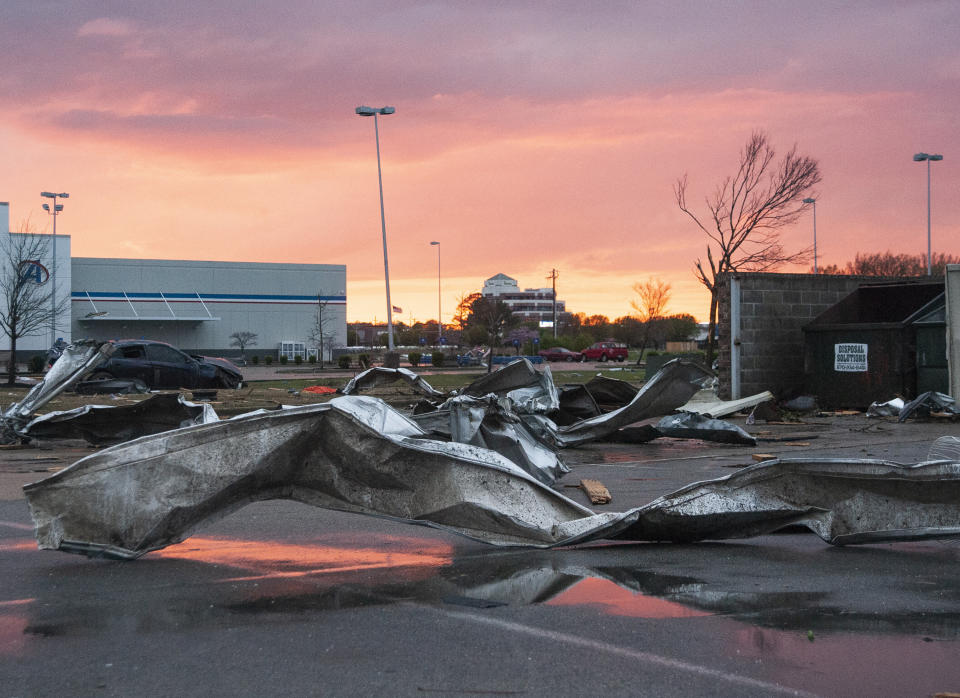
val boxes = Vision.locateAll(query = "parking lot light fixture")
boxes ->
[40,191,69,346]
[802,198,817,274]
[913,152,943,275]
[356,105,396,349]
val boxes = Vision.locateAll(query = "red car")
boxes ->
[538,346,584,362]
[580,341,628,362]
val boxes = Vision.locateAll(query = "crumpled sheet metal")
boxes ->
[24,396,594,558]
[898,391,959,423]
[678,390,775,419]
[24,393,219,445]
[24,394,960,557]
[596,457,960,546]
[549,359,713,447]
[411,395,569,485]
[339,367,446,398]
[655,412,757,446]
[554,385,602,425]
[2,341,111,438]
[866,397,906,418]
[462,358,559,414]
[581,375,639,410]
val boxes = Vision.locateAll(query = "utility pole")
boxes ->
[546,268,558,339]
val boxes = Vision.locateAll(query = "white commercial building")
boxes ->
[481,273,566,323]
[1,201,347,362]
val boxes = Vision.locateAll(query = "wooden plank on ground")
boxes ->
[580,478,611,505]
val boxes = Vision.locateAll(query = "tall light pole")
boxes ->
[40,191,69,346]
[356,105,396,349]
[913,152,943,276]
[802,197,817,274]
[430,241,441,343]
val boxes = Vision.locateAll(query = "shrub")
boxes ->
[308,355,317,364]
[408,351,422,367]
[338,355,351,369]
[251,355,259,365]
[294,355,303,365]
[431,351,445,368]
[280,355,289,365]
[265,355,273,365]
[28,354,46,373]
[357,354,370,369]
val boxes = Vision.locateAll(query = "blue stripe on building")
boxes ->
[73,292,346,303]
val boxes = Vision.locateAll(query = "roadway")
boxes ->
[2,413,960,696]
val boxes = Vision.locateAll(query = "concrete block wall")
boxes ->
[716,272,892,400]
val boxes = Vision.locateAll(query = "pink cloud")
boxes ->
[0,2,957,324]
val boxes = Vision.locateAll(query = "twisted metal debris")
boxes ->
[1,341,111,442]
[22,393,960,559]
[23,350,960,560]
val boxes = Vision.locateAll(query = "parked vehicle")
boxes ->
[86,340,243,389]
[580,341,628,362]
[538,346,584,362]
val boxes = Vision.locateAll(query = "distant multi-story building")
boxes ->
[481,273,567,324]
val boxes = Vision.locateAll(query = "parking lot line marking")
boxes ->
[439,609,818,697]
[0,521,34,531]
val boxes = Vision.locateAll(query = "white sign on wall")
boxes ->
[835,343,868,372]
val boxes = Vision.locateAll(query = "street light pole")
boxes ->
[913,152,943,276]
[430,241,441,343]
[356,105,396,349]
[40,191,69,347]
[802,197,817,274]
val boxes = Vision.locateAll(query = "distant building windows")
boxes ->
[481,273,567,323]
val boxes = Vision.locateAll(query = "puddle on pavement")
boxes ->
[6,530,960,684]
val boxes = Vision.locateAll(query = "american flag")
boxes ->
[392,305,402,313]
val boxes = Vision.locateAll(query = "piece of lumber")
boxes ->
[752,453,776,462]
[580,478,611,505]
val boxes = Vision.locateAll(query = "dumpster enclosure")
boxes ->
[803,281,944,409]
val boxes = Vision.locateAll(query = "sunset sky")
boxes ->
[1,1,957,324]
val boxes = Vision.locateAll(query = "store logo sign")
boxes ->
[18,260,49,285]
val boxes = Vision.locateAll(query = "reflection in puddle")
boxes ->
[546,577,710,618]
[152,535,452,581]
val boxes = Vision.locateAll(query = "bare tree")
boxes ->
[630,277,671,362]
[229,331,258,359]
[0,227,69,385]
[308,297,336,369]
[676,130,821,364]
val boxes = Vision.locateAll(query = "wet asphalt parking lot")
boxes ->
[2,413,960,697]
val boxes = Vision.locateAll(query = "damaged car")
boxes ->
[85,340,243,390]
